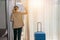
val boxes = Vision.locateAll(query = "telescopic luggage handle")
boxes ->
[37,22,42,32]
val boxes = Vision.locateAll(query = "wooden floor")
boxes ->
[0,29,7,40]
[0,29,6,37]
[0,37,7,40]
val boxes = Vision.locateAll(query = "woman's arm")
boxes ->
[21,7,28,15]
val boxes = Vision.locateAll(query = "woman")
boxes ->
[10,6,27,40]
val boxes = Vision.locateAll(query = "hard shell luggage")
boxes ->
[34,22,46,40]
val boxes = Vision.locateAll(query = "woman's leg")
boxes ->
[14,29,17,40]
[18,27,22,40]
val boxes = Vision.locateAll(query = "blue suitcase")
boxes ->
[34,22,46,40]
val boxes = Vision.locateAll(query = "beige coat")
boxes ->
[10,12,27,29]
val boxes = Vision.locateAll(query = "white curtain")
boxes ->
[28,0,58,40]
[9,0,15,40]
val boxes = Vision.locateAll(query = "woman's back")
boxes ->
[12,12,24,29]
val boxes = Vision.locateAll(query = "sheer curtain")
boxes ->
[28,0,58,40]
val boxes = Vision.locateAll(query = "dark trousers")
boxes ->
[14,27,22,40]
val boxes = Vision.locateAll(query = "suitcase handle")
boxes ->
[37,22,42,32]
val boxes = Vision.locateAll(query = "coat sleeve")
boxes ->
[19,4,28,15]
[20,8,28,15]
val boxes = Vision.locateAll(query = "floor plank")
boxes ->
[0,37,7,40]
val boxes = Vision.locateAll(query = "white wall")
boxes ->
[0,0,6,29]
[28,0,58,40]
[58,0,60,40]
